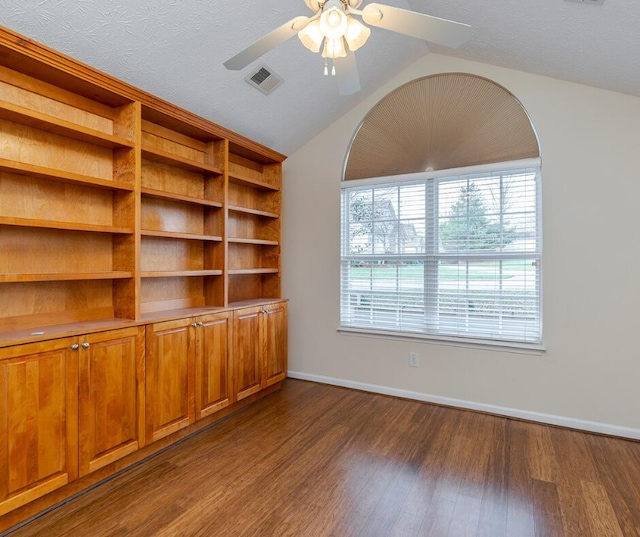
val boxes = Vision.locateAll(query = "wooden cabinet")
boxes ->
[144,318,196,444]
[233,301,288,401]
[0,339,78,516]
[233,306,263,401]
[262,302,288,388]
[78,327,145,476]
[0,326,146,515]
[195,312,232,419]
[145,311,233,441]
[0,305,284,525]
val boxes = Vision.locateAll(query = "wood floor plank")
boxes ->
[505,421,536,537]
[529,424,559,484]
[581,481,624,537]
[532,479,565,537]
[6,379,640,537]
[583,434,640,537]
[474,418,509,537]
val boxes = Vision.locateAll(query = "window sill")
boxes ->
[337,326,545,355]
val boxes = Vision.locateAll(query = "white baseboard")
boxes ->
[287,371,640,441]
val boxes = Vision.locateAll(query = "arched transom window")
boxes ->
[340,73,542,347]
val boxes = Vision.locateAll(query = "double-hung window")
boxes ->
[340,160,542,346]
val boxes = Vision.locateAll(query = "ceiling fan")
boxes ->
[223,0,471,95]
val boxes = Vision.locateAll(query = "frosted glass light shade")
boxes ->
[298,19,324,53]
[322,37,347,59]
[320,7,348,39]
[344,17,371,52]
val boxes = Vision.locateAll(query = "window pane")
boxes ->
[436,258,540,341]
[340,164,541,344]
[340,260,425,332]
[348,190,373,223]
[438,172,537,254]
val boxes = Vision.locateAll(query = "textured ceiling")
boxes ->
[0,0,638,156]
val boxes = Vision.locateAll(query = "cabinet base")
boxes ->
[0,383,282,535]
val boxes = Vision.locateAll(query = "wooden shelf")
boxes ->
[142,145,224,175]
[228,238,279,246]
[141,230,223,242]
[227,205,278,219]
[0,100,134,149]
[228,172,279,191]
[0,216,133,234]
[0,272,133,283]
[141,188,223,208]
[228,268,279,275]
[0,158,134,191]
[141,270,223,278]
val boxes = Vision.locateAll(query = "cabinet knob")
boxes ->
[82,342,90,349]
[262,309,269,314]
[197,321,204,326]
[71,343,79,351]
[191,322,198,328]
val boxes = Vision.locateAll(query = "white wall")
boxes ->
[282,53,640,437]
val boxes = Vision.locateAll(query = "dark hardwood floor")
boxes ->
[6,379,640,537]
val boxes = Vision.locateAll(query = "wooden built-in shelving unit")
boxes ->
[0,29,285,336]
[0,26,288,530]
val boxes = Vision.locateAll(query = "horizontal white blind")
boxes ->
[340,165,541,344]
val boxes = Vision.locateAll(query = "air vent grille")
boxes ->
[245,66,283,95]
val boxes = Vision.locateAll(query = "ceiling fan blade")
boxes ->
[362,3,471,49]
[334,52,361,95]
[224,16,310,70]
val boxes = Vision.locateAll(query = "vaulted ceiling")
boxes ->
[0,0,638,156]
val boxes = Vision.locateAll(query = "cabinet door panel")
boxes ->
[262,302,287,387]
[79,327,145,476]
[145,319,195,444]
[0,339,78,516]
[233,307,262,401]
[196,313,232,419]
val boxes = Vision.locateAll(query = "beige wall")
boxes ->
[282,53,640,436]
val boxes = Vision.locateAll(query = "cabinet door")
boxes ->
[233,306,263,401]
[0,339,78,517]
[262,302,288,388]
[196,312,232,419]
[78,327,145,477]
[145,318,195,444]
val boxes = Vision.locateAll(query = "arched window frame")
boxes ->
[339,74,542,349]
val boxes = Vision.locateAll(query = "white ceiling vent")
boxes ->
[245,65,283,95]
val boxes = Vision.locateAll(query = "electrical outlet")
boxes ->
[409,352,420,367]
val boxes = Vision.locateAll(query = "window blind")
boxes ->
[340,163,541,345]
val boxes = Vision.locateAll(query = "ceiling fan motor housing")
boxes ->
[304,0,363,12]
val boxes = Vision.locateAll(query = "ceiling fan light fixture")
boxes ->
[224,0,471,96]
[344,17,371,51]
[298,19,324,52]
[322,37,347,59]
[320,6,349,39]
